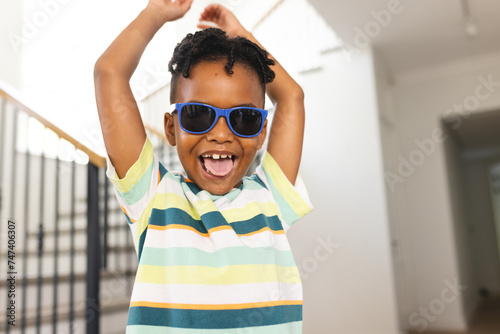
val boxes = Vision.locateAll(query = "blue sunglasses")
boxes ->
[169,102,268,138]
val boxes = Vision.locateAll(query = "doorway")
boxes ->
[442,108,500,330]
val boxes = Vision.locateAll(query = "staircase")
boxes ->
[0,84,140,334]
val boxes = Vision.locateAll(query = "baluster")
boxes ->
[36,128,46,334]
[21,116,31,334]
[87,163,101,334]
[52,147,60,334]
[68,159,76,333]
[0,99,6,214]
[5,109,18,334]
[103,173,109,270]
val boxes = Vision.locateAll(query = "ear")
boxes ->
[256,119,268,150]
[164,113,177,146]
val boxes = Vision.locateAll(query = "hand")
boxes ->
[198,4,248,37]
[147,0,193,23]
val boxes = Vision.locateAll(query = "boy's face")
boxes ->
[164,61,267,195]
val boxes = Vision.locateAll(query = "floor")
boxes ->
[408,297,500,334]
[468,297,500,334]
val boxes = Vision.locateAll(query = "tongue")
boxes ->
[204,158,234,177]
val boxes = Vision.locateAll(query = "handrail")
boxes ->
[145,125,169,143]
[251,0,284,31]
[0,81,107,168]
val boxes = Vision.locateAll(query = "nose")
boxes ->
[206,116,234,143]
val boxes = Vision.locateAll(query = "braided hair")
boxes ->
[168,28,275,102]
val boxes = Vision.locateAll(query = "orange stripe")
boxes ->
[148,224,213,236]
[210,225,233,233]
[120,205,136,223]
[240,226,284,236]
[148,224,283,237]
[130,300,302,310]
[157,169,161,186]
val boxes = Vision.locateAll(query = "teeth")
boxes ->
[201,154,233,159]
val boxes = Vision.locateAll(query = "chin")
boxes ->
[202,180,239,196]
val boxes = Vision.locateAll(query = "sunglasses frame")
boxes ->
[168,102,268,138]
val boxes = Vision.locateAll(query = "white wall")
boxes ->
[288,47,399,334]
[390,54,500,331]
[0,0,23,88]
[374,49,418,332]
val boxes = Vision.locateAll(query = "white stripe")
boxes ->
[217,188,274,210]
[146,228,292,252]
[130,282,303,304]
[156,174,276,211]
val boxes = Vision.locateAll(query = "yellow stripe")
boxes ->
[136,264,301,285]
[221,201,280,223]
[154,193,202,220]
[190,198,220,217]
[129,300,302,310]
[262,152,311,217]
[112,138,154,194]
[134,198,156,248]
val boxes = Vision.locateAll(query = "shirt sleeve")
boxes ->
[105,137,159,247]
[255,151,313,232]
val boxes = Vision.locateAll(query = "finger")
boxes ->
[200,12,219,24]
[197,23,218,30]
[200,8,216,21]
[180,0,193,11]
[201,4,222,19]
[184,0,193,10]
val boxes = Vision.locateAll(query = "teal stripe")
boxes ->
[149,208,283,235]
[158,163,168,182]
[126,321,302,334]
[136,227,148,263]
[115,160,155,206]
[140,246,297,267]
[262,169,301,227]
[164,171,183,182]
[127,305,302,328]
[249,174,268,190]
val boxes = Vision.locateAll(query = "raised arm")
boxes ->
[94,0,192,178]
[198,5,305,185]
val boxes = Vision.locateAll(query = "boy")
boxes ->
[94,1,312,333]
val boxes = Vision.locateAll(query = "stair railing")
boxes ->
[0,80,133,334]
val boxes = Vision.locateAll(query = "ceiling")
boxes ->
[308,0,500,75]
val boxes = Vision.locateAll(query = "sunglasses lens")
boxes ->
[229,109,263,136]
[180,104,216,133]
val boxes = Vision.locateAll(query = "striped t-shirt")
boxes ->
[106,137,313,333]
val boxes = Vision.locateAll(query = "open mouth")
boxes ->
[200,154,236,177]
